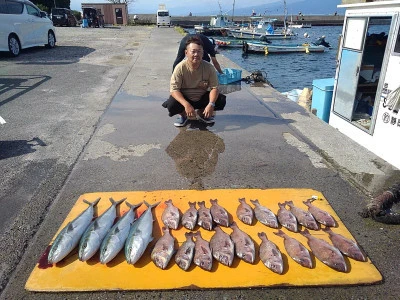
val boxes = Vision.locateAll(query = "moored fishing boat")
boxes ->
[242,41,325,54]
[228,17,296,40]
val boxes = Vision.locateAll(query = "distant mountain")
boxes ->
[196,0,344,16]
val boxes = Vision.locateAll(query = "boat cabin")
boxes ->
[329,0,400,169]
[209,14,231,28]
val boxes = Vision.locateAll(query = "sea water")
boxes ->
[217,25,344,92]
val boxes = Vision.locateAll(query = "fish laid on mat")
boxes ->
[125,201,160,265]
[258,232,284,274]
[151,227,176,269]
[193,231,213,271]
[236,198,254,225]
[79,197,126,261]
[323,227,366,262]
[277,202,298,232]
[286,200,319,230]
[197,201,213,230]
[303,198,336,227]
[210,226,235,267]
[230,221,255,264]
[250,199,278,228]
[161,199,180,230]
[100,201,142,264]
[300,229,347,272]
[210,199,229,227]
[48,197,101,264]
[181,201,198,230]
[274,229,312,268]
[175,232,195,271]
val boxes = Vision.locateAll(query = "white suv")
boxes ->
[0,0,56,56]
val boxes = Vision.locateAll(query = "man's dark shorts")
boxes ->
[162,91,226,117]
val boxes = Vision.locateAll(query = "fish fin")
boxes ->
[200,246,208,254]
[93,220,99,230]
[66,223,76,233]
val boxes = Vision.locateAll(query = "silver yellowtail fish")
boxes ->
[125,201,160,265]
[78,197,126,261]
[99,201,142,264]
[47,197,101,264]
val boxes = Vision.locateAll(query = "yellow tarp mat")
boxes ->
[26,189,382,291]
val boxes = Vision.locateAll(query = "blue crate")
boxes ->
[218,68,242,85]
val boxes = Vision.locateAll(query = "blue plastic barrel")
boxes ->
[82,19,88,28]
[312,78,335,123]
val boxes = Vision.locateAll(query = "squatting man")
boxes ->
[162,36,226,127]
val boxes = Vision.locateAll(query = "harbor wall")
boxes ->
[129,14,345,27]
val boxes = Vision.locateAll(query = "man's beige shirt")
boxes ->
[170,60,219,102]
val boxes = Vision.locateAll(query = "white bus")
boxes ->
[156,4,171,27]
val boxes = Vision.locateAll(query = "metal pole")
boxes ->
[53,0,56,8]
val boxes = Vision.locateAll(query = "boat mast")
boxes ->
[283,0,287,30]
[232,0,235,23]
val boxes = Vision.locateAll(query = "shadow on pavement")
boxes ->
[0,75,51,107]
[0,137,47,160]
[0,46,95,65]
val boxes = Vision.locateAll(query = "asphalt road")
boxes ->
[0,26,152,293]
[0,26,399,299]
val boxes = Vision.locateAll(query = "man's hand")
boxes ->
[203,103,214,118]
[184,103,196,119]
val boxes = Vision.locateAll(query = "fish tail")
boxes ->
[110,197,127,206]
[197,201,205,207]
[165,199,172,205]
[299,229,310,236]
[188,201,196,208]
[126,201,143,211]
[273,229,285,238]
[249,199,258,205]
[185,232,195,240]
[303,199,311,206]
[83,197,101,207]
[229,221,237,228]
[210,199,217,204]
[321,226,331,233]
[144,200,160,209]
[258,232,266,239]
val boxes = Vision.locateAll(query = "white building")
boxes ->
[329,0,400,169]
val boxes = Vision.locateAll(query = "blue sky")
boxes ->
[71,0,341,15]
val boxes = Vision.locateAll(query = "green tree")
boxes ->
[36,3,48,12]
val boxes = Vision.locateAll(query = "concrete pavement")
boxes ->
[1,27,399,299]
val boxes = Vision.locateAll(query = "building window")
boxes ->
[394,24,400,53]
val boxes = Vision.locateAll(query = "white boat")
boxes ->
[288,23,312,28]
[228,17,296,40]
[243,41,325,54]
